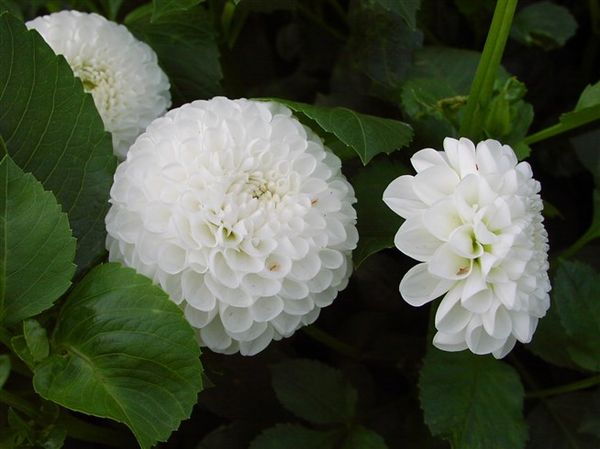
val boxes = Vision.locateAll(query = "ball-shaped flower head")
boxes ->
[105,97,358,355]
[27,11,171,159]
[383,137,550,358]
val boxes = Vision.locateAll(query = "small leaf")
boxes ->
[268,99,413,165]
[0,153,75,326]
[553,261,600,371]
[126,4,222,104]
[270,359,357,425]
[419,349,527,449]
[343,427,389,449]
[33,263,203,449]
[353,157,405,267]
[23,319,49,363]
[511,2,577,50]
[0,354,10,388]
[369,0,420,30]
[249,424,337,449]
[152,0,203,21]
[10,335,34,369]
[0,14,117,271]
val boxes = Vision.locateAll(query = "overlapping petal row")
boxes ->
[27,10,171,158]
[106,97,358,355]
[384,137,550,358]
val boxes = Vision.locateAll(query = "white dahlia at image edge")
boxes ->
[26,10,171,159]
[105,97,358,355]
[383,137,550,358]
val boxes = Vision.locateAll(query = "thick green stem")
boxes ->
[526,375,600,399]
[460,0,519,139]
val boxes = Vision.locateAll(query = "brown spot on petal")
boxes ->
[311,199,318,206]
[269,263,280,272]
[457,266,469,275]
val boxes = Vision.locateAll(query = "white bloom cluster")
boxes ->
[27,11,171,159]
[106,97,358,355]
[384,138,550,358]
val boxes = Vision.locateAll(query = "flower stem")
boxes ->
[460,0,519,139]
[302,326,361,359]
[526,375,600,399]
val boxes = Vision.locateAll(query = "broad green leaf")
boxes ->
[249,424,337,449]
[10,335,34,369]
[0,0,21,18]
[353,157,405,267]
[33,263,203,449]
[511,2,577,50]
[0,14,116,271]
[270,359,357,425]
[369,0,420,30]
[348,1,422,91]
[419,349,527,449]
[0,152,75,326]
[152,0,203,21]
[23,319,49,362]
[527,391,600,449]
[0,354,9,388]
[126,4,222,104]
[527,305,578,370]
[553,261,600,371]
[269,99,413,165]
[343,427,389,449]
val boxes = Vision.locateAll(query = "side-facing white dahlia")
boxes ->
[383,137,550,358]
[105,97,358,355]
[27,11,171,159]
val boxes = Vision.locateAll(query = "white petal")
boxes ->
[412,165,460,205]
[482,304,512,340]
[435,287,472,334]
[492,336,516,359]
[220,306,253,333]
[382,175,426,218]
[400,263,453,306]
[428,244,473,280]
[443,137,477,178]
[433,331,468,352]
[465,318,506,355]
[448,224,483,259]
[394,215,443,262]
[251,296,284,322]
[239,327,275,356]
[423,199,462,241]
[410,148,448,172]
[199,318,232,351]
[181,271,216,311]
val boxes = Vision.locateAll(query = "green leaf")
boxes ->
[10,335,34,369]
[527,391,600,449]
[353,157,405,267]
[0,13,117,271]
[152,0,203,21]
[525,81,600,145]
[33,263,203,449]
[0,353,9,388]
[23,319,49,363]
[249,424,337,449]
[527,305,579,370]
[369,0,420,30]
[343,427,389,449]
[0,153,75,326]
[105,0,124,19]
[126,4,222,104]
[419,349,527,449]
[0,0,21,19]
[270,359,357,425]
[268,99,413,165]
[553,261,600,371]
[348,1,423,91]
[511,2,577,50]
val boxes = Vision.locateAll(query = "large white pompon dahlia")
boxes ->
[105,97,358,355]
[383,137,550,358]
[27,11,171,159]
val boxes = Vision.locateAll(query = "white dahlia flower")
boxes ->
[383,137,550,358]
[27,11,171,159]
[105,97,358,355]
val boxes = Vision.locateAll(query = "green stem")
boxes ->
[302,326,361,359]
[526,375,600,399]
[0,390,37,416]
[460,0,519,139]
[62,413,134,449]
